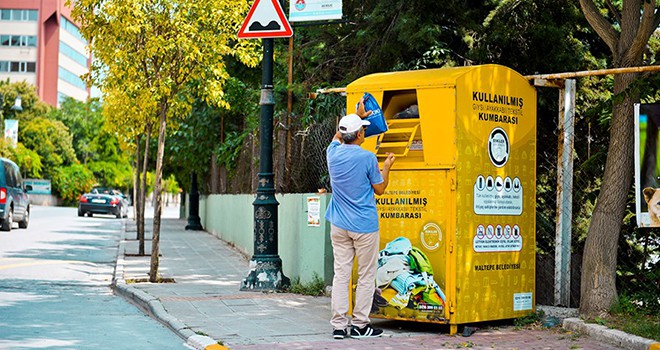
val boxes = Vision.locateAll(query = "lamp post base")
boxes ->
[185,217,203,231]
[240,256,290,291]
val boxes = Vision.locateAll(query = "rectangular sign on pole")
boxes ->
[4,119,18,148]
[24,179,52,195]
[635,103,660,227]
[289,0,342,22]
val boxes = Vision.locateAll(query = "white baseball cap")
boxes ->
[338,114,370,134]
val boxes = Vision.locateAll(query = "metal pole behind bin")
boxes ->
[554,79,575,306]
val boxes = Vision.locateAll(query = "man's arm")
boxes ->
[373,153,395,195]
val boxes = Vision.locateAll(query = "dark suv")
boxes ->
[0,158,31,231]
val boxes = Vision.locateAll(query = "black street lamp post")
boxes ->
[185,172,203,231]
[240,38,289,291]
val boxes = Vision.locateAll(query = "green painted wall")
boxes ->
[197,193,333,284]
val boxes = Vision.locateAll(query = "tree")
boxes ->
[0,81,51,123]
[578,0,660,317]
[71,0,260,282]
[49,97,104,164]
[51,164,96,205]
[0,139,42,178]
[103,86,157,256]
[19,117,77,178]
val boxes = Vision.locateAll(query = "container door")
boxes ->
[371,169,454,323]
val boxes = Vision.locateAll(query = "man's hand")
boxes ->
[333,131,343,143]
[357,98,373,119]
[383,152,395,170]
[373,152,395,195]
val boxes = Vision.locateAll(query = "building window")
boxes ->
[0,35,37,47]
[59,66,86,89]
[58,92,72,104]
[61,17,87,45]
[59,41,88,67]
[0,61,36,73]
[0,9,38,22]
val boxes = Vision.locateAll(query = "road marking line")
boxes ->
[0,259,86,271]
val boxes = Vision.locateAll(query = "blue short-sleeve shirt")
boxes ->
[325,140,383,233]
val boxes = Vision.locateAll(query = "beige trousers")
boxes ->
[330,224,380,330]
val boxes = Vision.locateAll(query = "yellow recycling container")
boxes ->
[347,64,536,334]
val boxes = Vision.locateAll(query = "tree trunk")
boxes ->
[149,102,168,282]
[577,0,657,318]
[580,71,638,317]
[134,134,141,229]
[139,124,152,256]
[210,153,219,194]
[133,138,139,223]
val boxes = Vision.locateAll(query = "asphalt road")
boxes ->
[0,205,188,350]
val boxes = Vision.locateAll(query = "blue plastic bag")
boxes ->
[357,92,388,137]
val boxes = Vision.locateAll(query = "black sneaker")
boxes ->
[333,328,347,339]
[350,324,383,338]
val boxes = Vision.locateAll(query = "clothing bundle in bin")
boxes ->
[374,237,446,317]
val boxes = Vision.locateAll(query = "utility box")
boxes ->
[346,64,536,333]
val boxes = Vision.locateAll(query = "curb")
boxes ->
[563,318,660,350]
[112,224,229,350]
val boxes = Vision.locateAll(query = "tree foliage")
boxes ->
[19,117,77,178]
[70,0,262,280]
[49,97,104,164]
[0,80,52,123]
[51,164,96,205]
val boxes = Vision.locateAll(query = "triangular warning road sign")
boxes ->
[238,0,293,39]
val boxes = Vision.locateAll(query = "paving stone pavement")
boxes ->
[113,217,655,350]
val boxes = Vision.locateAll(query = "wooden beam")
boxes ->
[525,65,660,80]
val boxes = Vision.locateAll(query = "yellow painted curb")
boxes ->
[205,344,229,350]
[648,343,660,350]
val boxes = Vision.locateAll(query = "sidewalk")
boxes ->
[113,217,657,350]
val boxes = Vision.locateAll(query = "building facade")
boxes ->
[0,0,90,106]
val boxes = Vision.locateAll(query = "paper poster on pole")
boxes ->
[635,103,660,227]
[4,119,18,148]
[307,196,321,226]
[289,0,342,22]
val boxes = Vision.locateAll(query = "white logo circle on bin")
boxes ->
[488,127,510,167]
[420,223,442,251]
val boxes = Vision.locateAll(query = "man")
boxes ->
[325,109,395,339]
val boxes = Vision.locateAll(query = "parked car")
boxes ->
[0,158,31,231]
[78,187,129,218]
